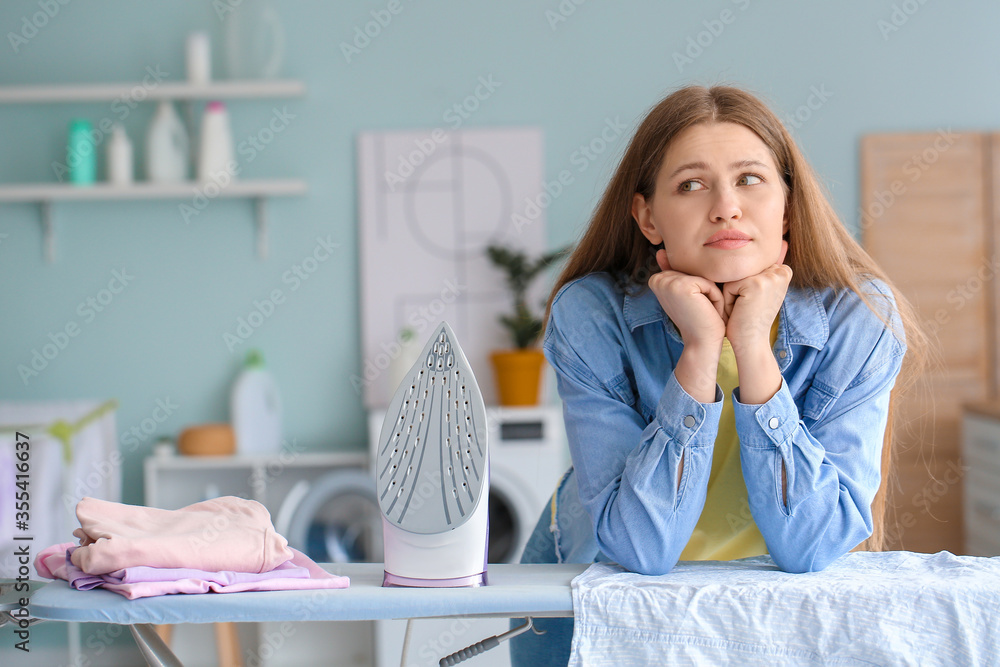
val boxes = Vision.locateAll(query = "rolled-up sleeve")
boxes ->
[733,312,904,573]
[545,315,723,575]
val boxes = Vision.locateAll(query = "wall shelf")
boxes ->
[0,77,307,262]
[0,179,307,262]
[0,79,305,104]
[0,180,306,202]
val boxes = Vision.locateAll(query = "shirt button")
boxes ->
[684,415,696,428]
[768,417,780,429]
[778,350,787,359]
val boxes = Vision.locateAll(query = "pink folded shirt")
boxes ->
[36,543,349,600]
[70,496,292,575]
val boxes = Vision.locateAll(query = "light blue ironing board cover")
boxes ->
[28,563,583,624]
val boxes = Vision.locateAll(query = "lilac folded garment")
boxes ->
[35,543,349,600]
[65,549,311,590]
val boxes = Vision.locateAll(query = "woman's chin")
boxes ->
[701,261,771,285]
[670,259,769,284]
[704,269,753,284]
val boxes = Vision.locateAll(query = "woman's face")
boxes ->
[632,121,788,283]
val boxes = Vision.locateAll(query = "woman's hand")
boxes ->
[722,240,791,353]
[650,249,727,347]
[722,240,792,404]
[649,249,726,402]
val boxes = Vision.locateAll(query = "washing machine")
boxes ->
[368,405,570,667]
[275,468,383,565]
[272,466,383,667]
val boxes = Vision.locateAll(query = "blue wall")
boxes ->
[2,0,998,504]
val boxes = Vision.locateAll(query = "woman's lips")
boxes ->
[705,238,751,249]
[704,230,751,250]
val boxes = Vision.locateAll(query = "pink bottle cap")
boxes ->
[206,101,226,112]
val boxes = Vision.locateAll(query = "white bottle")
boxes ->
[186,32,211,85]
[387,328,423,403]
[231,349,283,456]
[197,101,236,184]
[106,124,133,186]
[146,101,189,182]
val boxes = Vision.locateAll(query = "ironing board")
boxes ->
[28,562,586,666]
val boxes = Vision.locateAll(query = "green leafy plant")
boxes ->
[486,244,569,349]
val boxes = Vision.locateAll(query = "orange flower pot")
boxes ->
[490,348,546,406]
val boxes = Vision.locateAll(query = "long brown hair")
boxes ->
[549,85,927,551]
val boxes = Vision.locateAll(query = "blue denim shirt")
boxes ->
[542,272,905,575]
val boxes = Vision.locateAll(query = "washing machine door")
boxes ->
[487,464,540,564]
[277,468,383,563]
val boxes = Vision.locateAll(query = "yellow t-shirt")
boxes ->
[678,318,779,561]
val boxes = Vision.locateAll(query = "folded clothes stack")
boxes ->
[33,496,350,600]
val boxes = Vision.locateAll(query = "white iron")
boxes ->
[375,322,489,587]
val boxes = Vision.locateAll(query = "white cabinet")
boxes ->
[143,450,366,514]
[962,406,1000,556]
[143,451,375,667]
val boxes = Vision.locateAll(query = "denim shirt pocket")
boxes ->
[801,377,840,423]
[606,371,649,420]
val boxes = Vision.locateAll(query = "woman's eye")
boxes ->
[738,173,763,186]
[679,180,705,192]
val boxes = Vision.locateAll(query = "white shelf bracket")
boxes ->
[254,196,268,260]
[41,200,54,262]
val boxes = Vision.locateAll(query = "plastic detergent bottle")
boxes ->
[197,101,235,183]
[106,124,134,185]
[67,119,97,185]
[230,349,283,456]
[146,101,189,182]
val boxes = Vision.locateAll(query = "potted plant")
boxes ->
[486,243,569,406]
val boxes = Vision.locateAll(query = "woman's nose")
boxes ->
[709,186,742,222]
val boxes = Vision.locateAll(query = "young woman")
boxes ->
[510,84,924,666]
